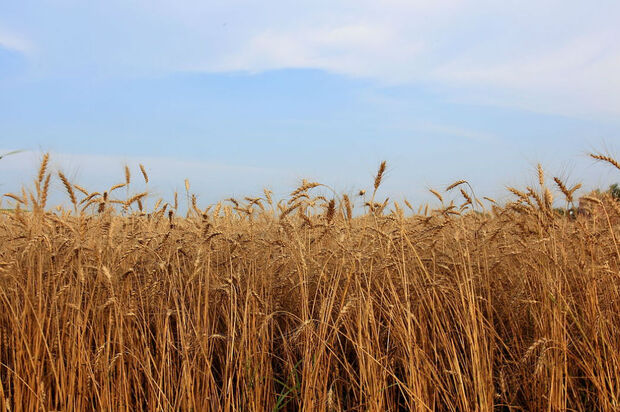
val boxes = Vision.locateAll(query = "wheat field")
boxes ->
[0,154,619,411]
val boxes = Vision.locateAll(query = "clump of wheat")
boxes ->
[0,152,619,412]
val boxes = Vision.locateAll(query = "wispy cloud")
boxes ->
[413,123,497,143]
[210,24,425,82]
[433,31,620,117]
[0,29,31,55]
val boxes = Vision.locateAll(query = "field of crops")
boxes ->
[1,154,619,411]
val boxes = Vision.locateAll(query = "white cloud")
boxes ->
[0,29,31,54]
[211,24,425,82]
[414,123,497,143]
[433,31,620,117]
[2,0,620,117]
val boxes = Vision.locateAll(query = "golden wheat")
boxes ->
[139,164,149,184]
[124,164,131,185]
[446,179,467,191]
[57,171,77,210]
[0,154,619,412]
[590,153,620,171]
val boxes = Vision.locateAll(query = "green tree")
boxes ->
[610,183,620,200]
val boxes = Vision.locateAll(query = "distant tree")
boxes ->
[554,206,577,219]
[610,183,620,200]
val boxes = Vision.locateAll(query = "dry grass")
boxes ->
[1,156,620,411]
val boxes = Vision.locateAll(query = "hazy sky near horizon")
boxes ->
[1,1,620,207]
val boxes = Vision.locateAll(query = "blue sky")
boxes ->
[1,1,620,207]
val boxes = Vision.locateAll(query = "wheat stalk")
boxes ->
[110,183,126,192]
[139,164,149,184]
[37,153,49,188]
[590,153,620,172]
[374,161,387,192]
[124,165,131,185]
[342,194,353,221]
[544,188,553,210]
[429,188,443,203]
[3,193,25,204]
[326,199,336,223]
[73,185,89,198]
[446,180,467,192]
[125,192,148,208]
[537,163,545,187]
[553,177,572,203]
[460,188,472,205]
[290,181,321,198]
[41,174,50,210]
[527,187,546,211]
[58,171,77,211]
